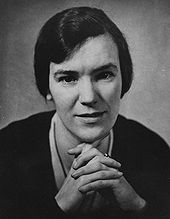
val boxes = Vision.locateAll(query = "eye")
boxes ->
[58,75,78,85]
[96,71,115,81]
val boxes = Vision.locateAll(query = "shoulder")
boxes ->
[113,115,170,172]
[0,110,55,133]
[114,116,170,217]
[0,111,55,153]
[114,114,169,149]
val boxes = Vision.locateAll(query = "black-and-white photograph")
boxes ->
[0,0,170,218]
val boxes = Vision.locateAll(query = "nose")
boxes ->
[78,77,97,106]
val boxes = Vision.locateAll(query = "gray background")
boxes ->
[0,0,170,146]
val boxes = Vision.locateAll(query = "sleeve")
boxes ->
[0,125,68,219]
[126,135,170,219]
[113,117,170,219]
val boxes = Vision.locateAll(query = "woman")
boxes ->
[0,7,169,219]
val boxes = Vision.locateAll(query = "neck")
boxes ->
[54,113,110,173]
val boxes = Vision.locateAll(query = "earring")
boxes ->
[46,94,52,101]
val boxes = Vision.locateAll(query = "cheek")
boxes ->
[50,84,77,113]
[54,96,69,113]
[106,81,122,126]
[110,83,122,105]
[100,79,122,107]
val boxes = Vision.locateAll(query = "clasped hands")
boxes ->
[55,143,146,213]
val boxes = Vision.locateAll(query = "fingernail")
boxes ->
[117,162,121,167]
[72,171,79,178]
[73,161,77,169]
[72,159,76,166]
[78,186,84,193]
[68,148,73,154]
[118,171,123,176]
[71,172,76,178]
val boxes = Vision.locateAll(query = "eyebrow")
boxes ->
[92,63,118,73]
[54,70,78,76]
[54,62,118,76]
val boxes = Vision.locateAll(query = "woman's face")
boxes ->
[49,34,122,143]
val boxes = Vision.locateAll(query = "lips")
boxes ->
[76,112,105,118]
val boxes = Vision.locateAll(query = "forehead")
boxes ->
[50,34,119,72]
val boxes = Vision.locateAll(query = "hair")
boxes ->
[34,6,133,98]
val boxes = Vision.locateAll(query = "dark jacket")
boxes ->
[0,111,170,219]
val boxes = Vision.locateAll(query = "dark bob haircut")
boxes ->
[34,7,133,98]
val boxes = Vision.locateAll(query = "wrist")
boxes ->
[112,177,146,212]
[131,194,146,212]
[55,194,69,213]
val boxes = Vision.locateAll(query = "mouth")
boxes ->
[76,111,105,118]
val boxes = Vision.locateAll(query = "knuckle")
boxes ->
[96,162,103,170]
[87,184,92,191]
[79,175,85,185]
[75,168,84,177]
[110,158,117,166]
[82,143,92,152]
[93,148,102,156]
[112,169,118,176]
[99,171,105,178]
[112,178,120,186]
[92,148,98,154]
[110,159,117,167]
[79,167,85,175]
[77,155,82,162]
[94,155,101,162]
[98,180,104,187]
[111,160,116,165]
[114,161,120,167]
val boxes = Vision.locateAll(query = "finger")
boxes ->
[73,148,103,169]
[68,143,93,156]
[79,170,123,187]
[72,161,105,178]
[72,165,122,179]
[67,143,85,156]
[72,161,117,178]
[97,156,121,169]
[78,179,119,193]
[81,144,94,155]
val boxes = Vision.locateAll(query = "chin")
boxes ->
[76,127,109,143]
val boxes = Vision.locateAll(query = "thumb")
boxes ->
[81,139,101,153]
[68,139,101,156]
[67,143,85,156]
[81,143,93,153]
[68,143,94,156]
